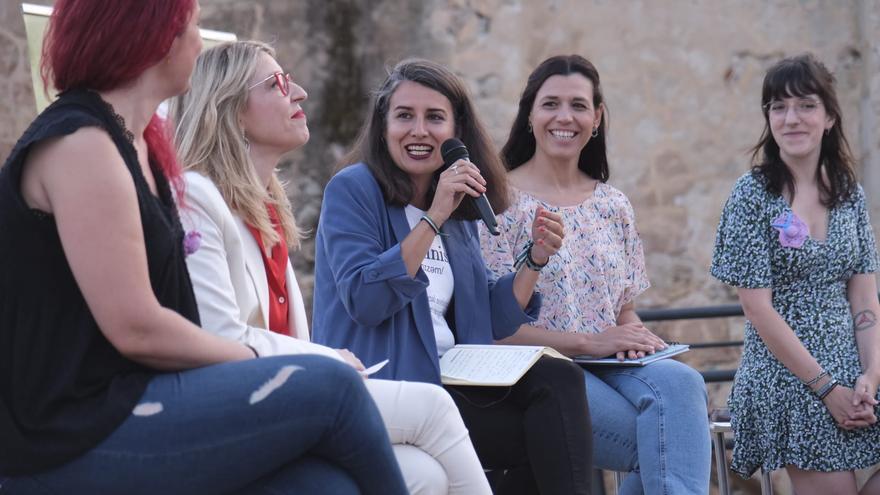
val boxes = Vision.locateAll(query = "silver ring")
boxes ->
[452,165,459,174]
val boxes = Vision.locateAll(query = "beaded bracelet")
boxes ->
[815,378,839,400]
[804,369,828,387]
[420,214,442,236]
[513,240,549,272]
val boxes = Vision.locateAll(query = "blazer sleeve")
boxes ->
[182,174,342,361]
[474,198,539,337]
[318,170,429,327]
[487,272,541,339]
[469,219,540,338]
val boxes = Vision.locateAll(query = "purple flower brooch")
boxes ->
[771,212,809,248]
[183,230,202,256]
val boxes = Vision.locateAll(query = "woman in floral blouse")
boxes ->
[711,54,880,494]
[481,55,710,494]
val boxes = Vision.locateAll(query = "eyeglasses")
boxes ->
[763,98,823,119]
[247,72,293,97]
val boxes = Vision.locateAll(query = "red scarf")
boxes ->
[245,203,290,336]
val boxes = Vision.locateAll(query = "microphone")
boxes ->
[440,138,500,236]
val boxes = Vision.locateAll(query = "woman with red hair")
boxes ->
[0,1,407,494]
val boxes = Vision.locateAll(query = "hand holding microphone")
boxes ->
[426,155,486,228]
[436,138,500,235]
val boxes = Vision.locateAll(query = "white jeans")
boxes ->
[365,379,491,495]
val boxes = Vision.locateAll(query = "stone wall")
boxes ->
[0,1,37,161]
[3,2,879,492]
[201,0,880,329]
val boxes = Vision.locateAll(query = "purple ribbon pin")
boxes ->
[770,212,808,248]
[183,230,202,256]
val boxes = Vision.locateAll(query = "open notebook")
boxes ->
[440,345,569,386]
[573,343,690,367]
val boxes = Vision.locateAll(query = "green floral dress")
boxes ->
[711,172,880,477]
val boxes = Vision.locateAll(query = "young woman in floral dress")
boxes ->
[711,54,880,494]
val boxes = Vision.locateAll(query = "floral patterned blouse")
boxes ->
[480,183,650,333]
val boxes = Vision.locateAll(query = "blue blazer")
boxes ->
[312,163,540,384]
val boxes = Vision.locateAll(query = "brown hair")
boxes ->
[340,58,509,218]
[750,53,856,208]
[502,54,609,181]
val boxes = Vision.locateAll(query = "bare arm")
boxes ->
[400,220,441,278]
[738,288,822,381]
[26,128,253,369]
[510,207,564,308]
[511,267,541,309]
[739,287,875,428]
[610,301,667,360]
[847,273,880,409]
[498,324,592,356]
[498,313,665,359]
[617,302,642,325]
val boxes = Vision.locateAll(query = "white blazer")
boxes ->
[180,171,341,361]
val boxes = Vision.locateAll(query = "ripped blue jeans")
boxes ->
[0,355,407,495]
[585,359,711,495]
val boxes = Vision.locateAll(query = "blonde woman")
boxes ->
[171,40,491,495]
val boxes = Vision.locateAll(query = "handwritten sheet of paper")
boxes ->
[441,346,541,384]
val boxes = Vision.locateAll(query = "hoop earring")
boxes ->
[591,127,599,138]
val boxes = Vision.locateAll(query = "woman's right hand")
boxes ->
[823,385,877,430]
[335,348,366,372]
[426,159,486,226]
[588,323,667,360]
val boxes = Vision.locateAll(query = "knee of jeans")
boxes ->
[675,363,708,402]
[653,361,708,403]
[299,354,361,382]
[272,354,364,402]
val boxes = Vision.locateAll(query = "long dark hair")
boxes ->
[341,58,509,218]
[750,53,856,208]
[501,54,609,182]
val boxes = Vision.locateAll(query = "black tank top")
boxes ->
[0,90,200,475]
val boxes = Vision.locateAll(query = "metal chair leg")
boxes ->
[612,471,624,494]
[760,468,773,495]
[711,427,730,495]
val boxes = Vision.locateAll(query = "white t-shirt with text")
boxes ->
[404,205,455,356]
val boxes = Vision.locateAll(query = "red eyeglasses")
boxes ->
[247,72,293,97]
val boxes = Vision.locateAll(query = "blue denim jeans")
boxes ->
[0,355,407,495]
[585,359,711,495]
